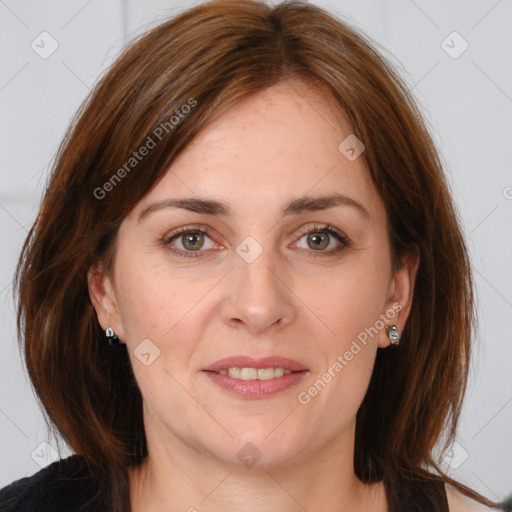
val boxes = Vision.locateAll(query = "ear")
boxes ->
[87,263,126,343]
[378,245,420,348]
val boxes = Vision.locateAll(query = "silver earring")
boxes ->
[386,324,401,345]
[105,325,120,345]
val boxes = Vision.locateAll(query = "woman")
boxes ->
[0,0,505,510]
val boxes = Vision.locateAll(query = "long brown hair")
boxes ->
[14,0,502,510]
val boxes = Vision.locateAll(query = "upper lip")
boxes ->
[202,356,309,373]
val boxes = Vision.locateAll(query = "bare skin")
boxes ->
[88,78,422,512]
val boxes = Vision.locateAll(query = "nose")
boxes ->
[220,240,296,335]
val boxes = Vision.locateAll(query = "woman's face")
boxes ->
[89,80,418,469]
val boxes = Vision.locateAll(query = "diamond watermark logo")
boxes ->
[442,440,469,469]
[236,442,262,468]
[31,441,59,468]
[338,134,365,161]
[236,236,263,264]
[134,338,161,366]
[441,31,469,59]
[31,31,59,59]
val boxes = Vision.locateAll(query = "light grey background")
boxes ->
[1,0,511,504]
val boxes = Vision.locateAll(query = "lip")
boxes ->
[202,355,309,373]
[202,370,309,399]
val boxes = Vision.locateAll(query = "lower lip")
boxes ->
[202,370,308,399]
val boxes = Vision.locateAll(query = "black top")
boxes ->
[0,456,106,512]
[0,455,454,511]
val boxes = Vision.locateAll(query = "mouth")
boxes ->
[202,355,309,374]
[201,355,309,398]
[201,368,309,399]
[203,367,307,381]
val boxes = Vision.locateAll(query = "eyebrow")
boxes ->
[137,192,370,223]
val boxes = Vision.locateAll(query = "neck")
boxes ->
[129,419,387,512]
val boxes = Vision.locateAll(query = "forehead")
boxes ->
[130,80,384,224]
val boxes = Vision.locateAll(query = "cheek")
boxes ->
[302,259,387,397]
[113,261,202,413]
[113,247,198,340]
[303,280,381,428]
[113,253,221,378]
[309,262,388,342]
[115,271,170,341]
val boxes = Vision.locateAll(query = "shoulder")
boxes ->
[0,455,104,512]
[445,484,495,512]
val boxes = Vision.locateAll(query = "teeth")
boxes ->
[217,367,293,380]
[241,367,257,380]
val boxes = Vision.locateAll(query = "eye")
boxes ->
[292,223,349,258]
[163,225,218,258]
[163,223,349,259]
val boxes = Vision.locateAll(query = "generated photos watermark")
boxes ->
[297,301,402,405]
[93,97,197,200]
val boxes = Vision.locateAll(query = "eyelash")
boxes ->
[163,223,350,259]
